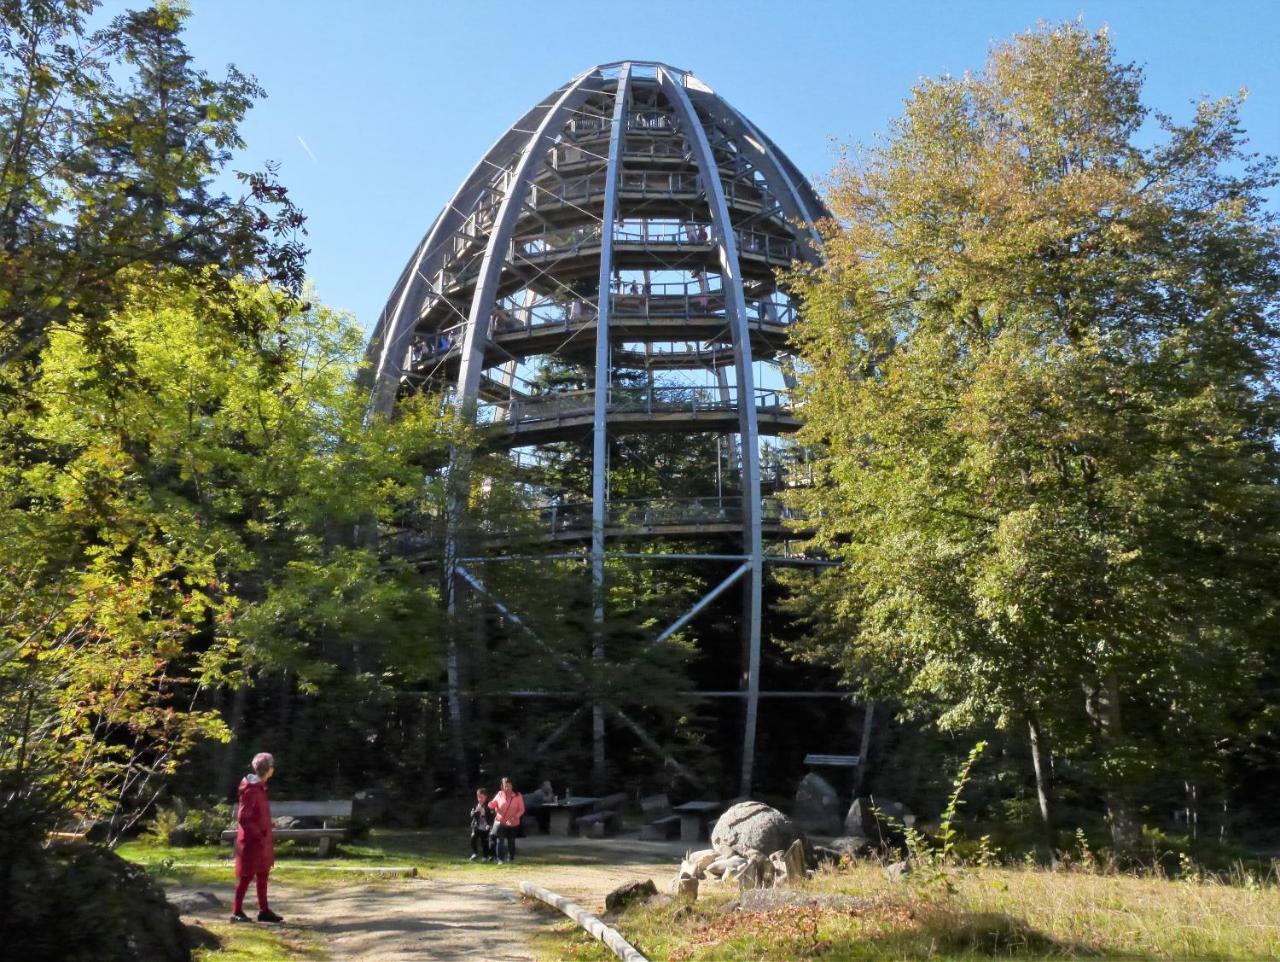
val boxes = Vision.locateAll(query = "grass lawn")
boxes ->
[117,827,512,888]
[534,861,1280,961]
[191,920,327,961]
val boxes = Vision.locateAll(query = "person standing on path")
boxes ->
[488,777,525,864]
[231,752,284,924]
[469,787,494,861]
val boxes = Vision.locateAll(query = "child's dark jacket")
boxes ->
[469,800,493,833]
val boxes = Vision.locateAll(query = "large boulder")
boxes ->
[792,772,842,835]
[711,801,803,860]
[5,841,193,961]
[605,879,657,914]
[843,796,911,844]
[167,890,222,915]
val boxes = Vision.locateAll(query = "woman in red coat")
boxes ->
[231,752,284,923]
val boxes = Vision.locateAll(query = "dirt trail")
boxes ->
[280,878,541,961]
[172,835,684,960]
[176,878,539,961]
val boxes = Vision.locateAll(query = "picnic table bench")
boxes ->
[671,800,721,842]
[221,799,352,856]
[639,793,680,840]
[804,753,860,768]
[543,793,627,837]
[543,796,599,836]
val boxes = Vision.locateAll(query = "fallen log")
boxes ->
[519,880,648,962]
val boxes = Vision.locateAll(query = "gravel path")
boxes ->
[171,835,684,960]
[280,878,541,961]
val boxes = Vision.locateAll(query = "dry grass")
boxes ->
[535,861,1280,961]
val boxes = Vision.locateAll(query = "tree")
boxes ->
[0,0,306,365]
[0,271,453,845]
[784,22,1280,850]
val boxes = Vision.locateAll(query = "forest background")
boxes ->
[1,0,1278,914]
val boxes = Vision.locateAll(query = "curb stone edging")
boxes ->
[518,880,648,962]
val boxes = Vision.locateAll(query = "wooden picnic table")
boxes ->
[671,800,721,842]
[542,796,600,836]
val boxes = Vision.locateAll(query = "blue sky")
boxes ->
[121,0,1280,331]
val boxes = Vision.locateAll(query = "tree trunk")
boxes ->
[1027,714,1058,865]
[853,702,875,796]
[1084,672,1138,851]
[216,682,249,799]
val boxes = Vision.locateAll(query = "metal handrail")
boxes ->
[511,223,797,263]
[478,385,792,426]
[516,495,805,534]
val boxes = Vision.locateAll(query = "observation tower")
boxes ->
[366,62,830,795]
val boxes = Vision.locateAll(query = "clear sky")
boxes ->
[109,0,1280,332]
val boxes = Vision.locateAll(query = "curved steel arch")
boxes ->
[370,61,832,796]
[365,73,590,414]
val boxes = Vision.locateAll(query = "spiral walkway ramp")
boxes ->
[367,62,830,794]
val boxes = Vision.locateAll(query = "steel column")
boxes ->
[591,63,633,787]
[660,67,765,798]
[454,70,601,414]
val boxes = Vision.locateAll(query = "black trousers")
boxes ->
[495,825,517,862]
[470,829,491,858]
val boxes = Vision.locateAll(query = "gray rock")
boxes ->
[829,835,874,858]
[843,797,911,843]
[735,851,775,890]
[738,889,872,912]
[811,844,842,865]
[605,879,658,914]
[168,890,222,914]
[885,859,912,882]
[782,839,807,884]
[792,772,843,835]
[711,801,803,860]
[688,849,717,876]
[705,855,745,878]
[672,876,699,900]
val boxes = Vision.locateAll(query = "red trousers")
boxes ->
[234,871,270,914]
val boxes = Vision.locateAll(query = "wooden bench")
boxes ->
[804,753,860,768]
[221,799,352,856]
[576,810,622,839]
[671,800,721,842]
[638,792,678,840]
[639,814,680,840]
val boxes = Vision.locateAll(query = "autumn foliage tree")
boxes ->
[784,23,1280,850]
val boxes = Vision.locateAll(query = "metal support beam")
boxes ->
[440,70,601,786]
[366,83,573,415]
[454,71,601,415]
[700,94,825,251]
[457,565,704,787]
[591,63,632,789]
[536,705,588,755]
[651,561,749,647]
[660,66,765,799]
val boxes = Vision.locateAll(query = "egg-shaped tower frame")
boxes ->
[367,62,835,796]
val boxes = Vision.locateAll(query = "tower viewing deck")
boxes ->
[366,61,828,794]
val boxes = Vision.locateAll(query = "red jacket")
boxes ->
[488,789,525,827]
[234,775,274,877]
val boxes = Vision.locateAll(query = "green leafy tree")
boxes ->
[0,0,306,364]
[0,271,453,844]
[784,23,1280,850]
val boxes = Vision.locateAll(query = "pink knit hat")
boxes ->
[251,752,274,776]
